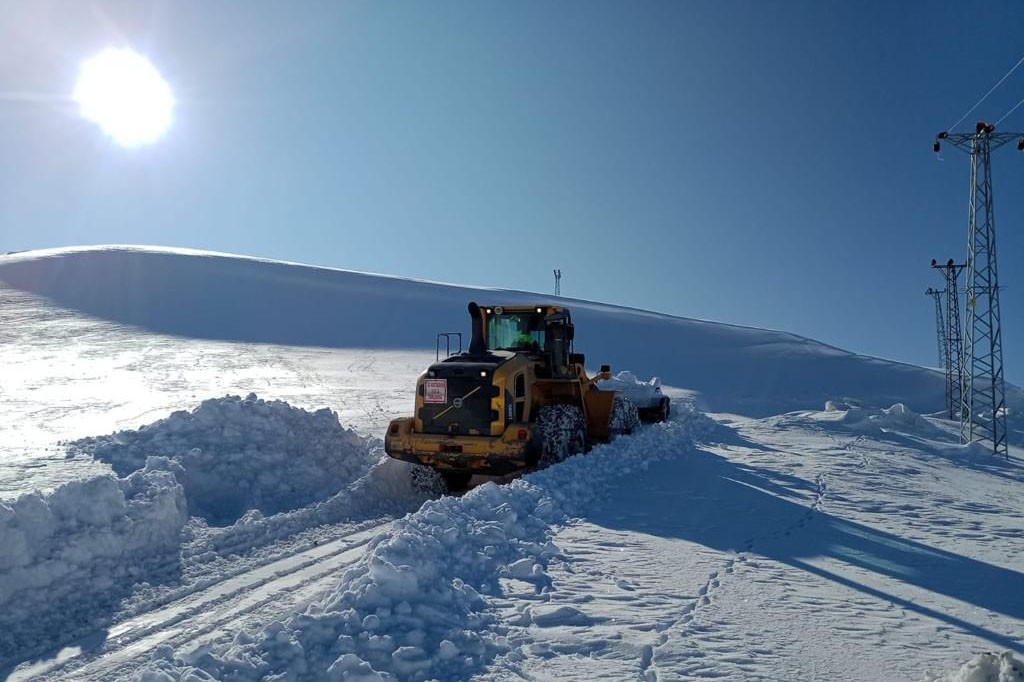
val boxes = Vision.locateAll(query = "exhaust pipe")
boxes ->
[467,302,486,356]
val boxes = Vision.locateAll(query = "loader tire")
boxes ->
[410,465,445,495]
[410,466,472,495]
[440,471,472,493]
[535,405,587,468]
[610,396,641,436]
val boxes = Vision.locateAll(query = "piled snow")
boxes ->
[138,406,715,681]
[825,401,949,438]
[72,394,380,526]
[924,652,1024,682]
[597,370,665,409]
[0,463,187,663]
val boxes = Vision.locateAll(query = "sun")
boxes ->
[73,48,175,148]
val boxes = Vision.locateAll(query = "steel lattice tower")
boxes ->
[931,259,967,420]
[925,286,947,372]
[934,122,1024,457]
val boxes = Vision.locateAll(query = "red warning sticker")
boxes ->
[424,379,447,404]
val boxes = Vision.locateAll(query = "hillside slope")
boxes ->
[0,245,966,417]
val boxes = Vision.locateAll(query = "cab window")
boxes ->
[487,313,544,351]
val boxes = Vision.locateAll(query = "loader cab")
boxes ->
[478,304,575,378]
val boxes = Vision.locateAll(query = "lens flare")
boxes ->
[73,48,174,148]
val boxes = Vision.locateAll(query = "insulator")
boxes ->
[933,141,941,153]
[1017,138,1024,151]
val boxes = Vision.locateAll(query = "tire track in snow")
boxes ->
[11,523,389,682]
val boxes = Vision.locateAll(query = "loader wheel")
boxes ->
[656,397,671,423]
[535,405,587,468]
[440,471,472,493]
[610,396,641,436]
[410,466,472,495]
[410,465,445,495]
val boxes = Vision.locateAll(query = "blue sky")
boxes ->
[2,1,1023,383]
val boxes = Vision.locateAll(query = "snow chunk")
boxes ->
[0,467,187,663]
[825,401,947,438]
[924,652,1024,682]
[72,394,379,525]
[596,370,664,409]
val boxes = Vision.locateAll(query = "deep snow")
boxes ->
[135,408,715,681]
[69,394,380,525]
[1,245,983,416]
[0,464,187,662]
[2,245,1023,682]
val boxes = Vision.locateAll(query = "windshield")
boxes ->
[487,313,544,351]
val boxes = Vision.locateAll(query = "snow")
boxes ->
[2,245,1024,681]
[0,464,187,662]
[135,408,715,681]
[926,653,1024,682]
[2,245,988,420]
[597,370,665,408]
[69,394,380,525]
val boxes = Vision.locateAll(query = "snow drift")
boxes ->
[137,407,715,681]
[0,464,187,664]
[0,245,988,417]
[71,394,380,526]
[925,652,1024,682]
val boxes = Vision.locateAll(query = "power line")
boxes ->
[996,93,1024,127]
[947,53,1024,132]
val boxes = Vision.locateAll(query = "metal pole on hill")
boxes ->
[934,122,1024,457]
[931,259,967,421]
[553,269,562,297]
[925,285,947,382]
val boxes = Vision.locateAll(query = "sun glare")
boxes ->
[73,48,175,148]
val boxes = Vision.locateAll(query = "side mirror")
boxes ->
[600,364,610,373]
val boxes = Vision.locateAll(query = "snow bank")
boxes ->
[73,394,380,526]
[924,652,1024,682]
[825,401,948,438]
[596,370,664,408]
[0,463,187,663]
[138,407,715,681]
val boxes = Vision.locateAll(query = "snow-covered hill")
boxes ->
[0,245,970,417]
[1,245,1022,682]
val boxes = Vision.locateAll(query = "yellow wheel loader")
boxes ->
[384,302,667,492]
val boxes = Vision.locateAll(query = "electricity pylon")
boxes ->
[934,122,1024,457]
[931,259,967,421]
[925,286,946,368]
[553,269,562,296]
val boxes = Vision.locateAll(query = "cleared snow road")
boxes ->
[10,523,388,682]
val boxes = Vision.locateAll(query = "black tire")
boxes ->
[534,405,588,468]
[410,466,472,495]
[639,397,671,423]
[410,465,445,494]
[658,397,671,422]
[440,471,472,493]
[610,396,641,436]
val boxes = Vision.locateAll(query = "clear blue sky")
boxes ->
[2,1,1023,383]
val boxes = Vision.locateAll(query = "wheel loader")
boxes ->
[384,302,669,491]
